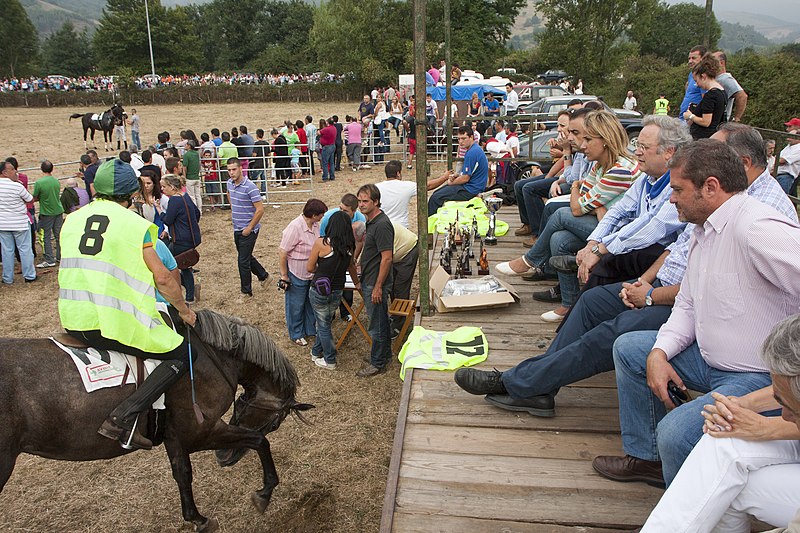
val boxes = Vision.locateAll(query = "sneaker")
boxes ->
[407,165,412,169]
[533,286,561,303]
[314,358,337,370]
[361,164,371,169]
[356,364,386,378]
[24,277,38,283]
[294,337,308,347]
[36,261,56,268]
[259,272,271,286]
[310,349,322,362]
[342,314,353,323]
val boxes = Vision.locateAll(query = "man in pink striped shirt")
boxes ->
[594,139,800,488]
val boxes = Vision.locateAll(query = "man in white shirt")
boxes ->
[504,83,519,116]
[623,90,637,111]
[376,160,416,229]
[776,118,800,193]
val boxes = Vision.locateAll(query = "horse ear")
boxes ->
[292,402,315,412]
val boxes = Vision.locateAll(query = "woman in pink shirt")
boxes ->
[279,198,328,346]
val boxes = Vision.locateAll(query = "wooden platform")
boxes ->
[381,206,663,532]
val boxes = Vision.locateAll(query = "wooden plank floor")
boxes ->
[382,206,663,532]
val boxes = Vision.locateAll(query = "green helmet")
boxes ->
[93,158,139,197]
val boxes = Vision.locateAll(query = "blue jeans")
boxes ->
[362,283,392,369]
[285,271,316,341]
[131,130,140,150]
[502,281,672,399]
[428,185,474,216]
[524,207,598,307]
[775,173,795,194]
[309,288,342,364]
[0,229,35,284]
[514,176,557,232]
[613,331,774,485]
[321,145,335,181]
[249,168,266,193]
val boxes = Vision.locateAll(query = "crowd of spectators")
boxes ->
[0,72,347,93]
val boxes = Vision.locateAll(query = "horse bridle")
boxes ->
[230,393,290,434]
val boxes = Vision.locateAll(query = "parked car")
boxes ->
[517,95,643,144]
[512,84,568,107]
[537,70,569,83]
[511,130,560,179]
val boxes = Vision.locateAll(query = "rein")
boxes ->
[231,395,291,434]
[200,340,238,395]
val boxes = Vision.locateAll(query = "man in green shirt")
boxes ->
[33,160,64,268]
[182,139,202,210]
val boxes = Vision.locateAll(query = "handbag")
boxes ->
[171,194,200,270]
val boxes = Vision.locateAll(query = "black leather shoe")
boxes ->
[454,368,506,395]
[533,286,561,302]
[521,270,556,282]
[549,255,578,273]
[485,393,556,417]
[592,455,665,488]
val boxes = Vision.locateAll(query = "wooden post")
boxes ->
[414,0,430,316]
[703,0,714,48]
[444,0,453,171]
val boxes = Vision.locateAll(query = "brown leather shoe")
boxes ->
[522,236,537,247]
[514,224,532,236]
[592,455,665,488]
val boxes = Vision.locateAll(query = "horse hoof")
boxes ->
[195,517,219,533]
[251,492,270,514]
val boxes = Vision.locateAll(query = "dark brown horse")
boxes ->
[69,103,125,151]
[0,309,312,532]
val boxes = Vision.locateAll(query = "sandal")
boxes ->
[294,338,308,347]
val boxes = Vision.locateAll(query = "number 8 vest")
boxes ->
[59,199,183,353]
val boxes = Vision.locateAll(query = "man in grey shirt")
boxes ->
[713,51,748,122]
[127,109,141,150]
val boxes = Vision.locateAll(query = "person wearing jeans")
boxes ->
[0,161,35,283]
[356,184,394,377]
[319,118,338,182]
[226,157,269,297]
[307,210,359,369]
[279,199,328,346]
[32,160,64,267]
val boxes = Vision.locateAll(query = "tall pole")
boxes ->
[444,0,453,171]
[144,0,157,81]
[703,0,714,48]
[413,0,430,315]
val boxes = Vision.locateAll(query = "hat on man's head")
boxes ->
[784,118,800,128]
[94,158,139,197]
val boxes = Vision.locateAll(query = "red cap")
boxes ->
[784,118,800,127]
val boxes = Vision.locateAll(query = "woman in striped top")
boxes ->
[497,110,641,322]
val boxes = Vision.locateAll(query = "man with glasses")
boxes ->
[427,125,488,215]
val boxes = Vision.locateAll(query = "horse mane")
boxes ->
[194,309,299,397]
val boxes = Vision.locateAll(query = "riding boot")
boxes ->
[98,359,186,450]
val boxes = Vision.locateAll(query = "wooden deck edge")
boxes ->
[380,305,424,533]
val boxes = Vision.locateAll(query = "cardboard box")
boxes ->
[429,265,520,313]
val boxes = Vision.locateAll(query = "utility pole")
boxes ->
[703,0,714,48]
[413,0,430,315]
[144,0,157,82]
[444,0,453,172]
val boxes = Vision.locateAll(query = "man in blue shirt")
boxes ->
[319,193,367,236]
[427,125,489,215]
[679,45,707,121]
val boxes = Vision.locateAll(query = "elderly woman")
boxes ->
[160,174,201,303]
[306,210,359,369]
[497,110,642,322]
[279,198,328,346]
[683,53,727,140]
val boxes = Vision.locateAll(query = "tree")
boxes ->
[0,0,39,77]
[631,2,721,66]
[536,0,657,84]
[93,0,202,74]
[41,21,94,77]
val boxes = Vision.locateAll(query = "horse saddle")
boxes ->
[91,113,102,122]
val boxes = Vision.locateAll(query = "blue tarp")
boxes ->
[426,84,505,101]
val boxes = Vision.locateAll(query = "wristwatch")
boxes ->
[591,244,603,257]
[645,287,655,307]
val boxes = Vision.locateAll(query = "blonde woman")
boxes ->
[497,110,642,322]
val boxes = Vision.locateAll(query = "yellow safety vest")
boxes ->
[398,325,488,380]
[428,198,510,237]
[59,199,183,353]
[654,98,669,115]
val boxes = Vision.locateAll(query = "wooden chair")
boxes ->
[389,298,417,353]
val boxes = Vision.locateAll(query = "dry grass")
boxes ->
[0,102,427,532]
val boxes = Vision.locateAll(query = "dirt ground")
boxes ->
[0,102,429,532]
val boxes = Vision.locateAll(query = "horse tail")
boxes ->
[69,113,84,121]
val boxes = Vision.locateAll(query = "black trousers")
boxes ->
[233,229,268,295]
[584,243,666,290]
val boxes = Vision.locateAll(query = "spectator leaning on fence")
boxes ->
[33,160,65,268]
